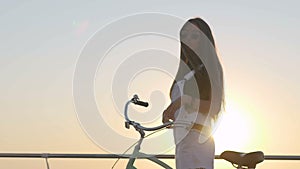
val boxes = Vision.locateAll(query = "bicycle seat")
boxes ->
[220,151,264,168]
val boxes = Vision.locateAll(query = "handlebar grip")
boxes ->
[133,100,149,107]
[131,95,149,107]
[134,100,149,107]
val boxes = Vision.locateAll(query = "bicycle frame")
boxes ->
[126,136,172,169]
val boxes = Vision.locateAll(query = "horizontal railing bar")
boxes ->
[0,153,299,160]
[264,155,300,160]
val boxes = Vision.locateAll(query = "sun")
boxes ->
[213,99,253,154]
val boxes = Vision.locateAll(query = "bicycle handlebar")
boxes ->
[124,95,173,137]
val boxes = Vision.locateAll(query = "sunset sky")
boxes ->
[0,1,299,169]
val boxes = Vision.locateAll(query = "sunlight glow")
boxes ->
[213,99,253,154]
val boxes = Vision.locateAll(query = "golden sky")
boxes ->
[0,1,299,169]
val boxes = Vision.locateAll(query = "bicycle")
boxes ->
[122,94,264,169]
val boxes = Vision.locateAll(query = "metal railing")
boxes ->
[0,153,299,160]
[1,153,299,169]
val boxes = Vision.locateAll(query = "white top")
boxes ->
[170,67,211,127]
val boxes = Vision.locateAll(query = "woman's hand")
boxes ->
[162,95,192,123]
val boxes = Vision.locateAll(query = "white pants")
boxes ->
[175,129,215,169]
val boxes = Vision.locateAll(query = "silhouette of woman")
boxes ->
[162,18,225,169]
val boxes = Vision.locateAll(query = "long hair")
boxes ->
[171,17,225,123]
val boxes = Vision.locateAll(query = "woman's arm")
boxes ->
[162,95,192,123]
[162,95,211,123]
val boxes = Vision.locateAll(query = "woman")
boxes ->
[162,18,224,169]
